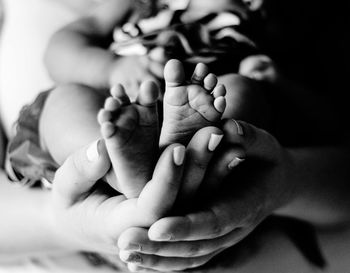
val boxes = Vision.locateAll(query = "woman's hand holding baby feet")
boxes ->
[159,59,226,148]
[118,126,226,271]
[50,138,187,255]
[98,81,159,198]
[117,120,296,272]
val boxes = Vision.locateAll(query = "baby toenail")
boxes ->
[228,157,245,170]
[191,74,203,84]
[232,119,244,136]
[208,134,224,152]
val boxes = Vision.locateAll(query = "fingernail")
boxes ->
[173,145,186,166]
[228,157,245,170]
[232,119,244,136]
[120,251,142,264]
[86,140,100,162]
[208,134,223,152]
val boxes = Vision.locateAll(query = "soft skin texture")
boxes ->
[98,81,160,198]
[39,61,271,192]
[117,120,350,271]
[44,0,158,93]
[0,138,186,258]
[160,60,226,148]
[0,125,224,260]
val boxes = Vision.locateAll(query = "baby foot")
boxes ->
[159,59,226,148]
[98,82,159,198]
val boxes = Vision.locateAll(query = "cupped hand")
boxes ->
[117,120,296,272]
[50,139,186,254]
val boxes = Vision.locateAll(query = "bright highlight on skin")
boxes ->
[232,119,244,136]
[208,134,224,152]
[228,157,245,170]
[86,139,100,162]
[173,145,186,166]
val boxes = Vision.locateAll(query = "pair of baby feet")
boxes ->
[98,59,226,198]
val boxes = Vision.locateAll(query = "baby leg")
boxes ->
[98,81,159,199]
[159,59,226,148]
[218,73,272,130]
[40,84,104,165]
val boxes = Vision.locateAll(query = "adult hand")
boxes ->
[50,139,186,254]
[117,120,296,272]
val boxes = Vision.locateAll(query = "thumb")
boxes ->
[53,139,111,205]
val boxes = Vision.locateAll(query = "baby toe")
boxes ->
[212,84,226,98]
[203,73,218,92]
[101,121,116,139]
[97,109,113,125]
[213,96,226,113]
[104,96,121,112]
[137,81,160,107]
[111,84,131,105]
[164,59,186,87]
[191,63,209,85]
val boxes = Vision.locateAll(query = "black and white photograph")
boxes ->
[0,0,350,272]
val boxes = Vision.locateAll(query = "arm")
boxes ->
[44,0,133,90]
[277,144,350,226]
[0,175,66,261]
[0,138,187,261]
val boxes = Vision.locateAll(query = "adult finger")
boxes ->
[137,144,186,223]
[202,119,279,192]
[148,189,266,243]
[223,119,280,161]
[179,126,223,202]
[52,139,111,206]
[120,249,221,272]
[201,144,246,193]
[118,226,246,258]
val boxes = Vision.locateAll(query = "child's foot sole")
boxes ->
[98,82,159,198]
[160,59,226,147]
